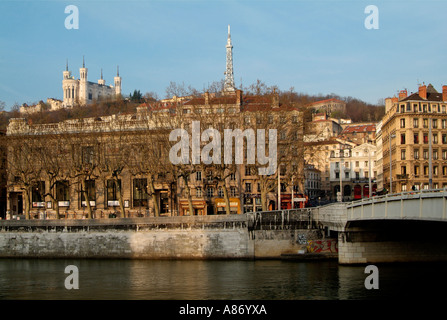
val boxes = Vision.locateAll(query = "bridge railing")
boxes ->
[247,208,314,230]
[346,188,447,221]
[347,187,447,208]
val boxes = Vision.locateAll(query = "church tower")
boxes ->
[63,59,71,80]
[114,66,122,96]
[98,68,105,85]
[79,56,88,104]
[224,25,236,92]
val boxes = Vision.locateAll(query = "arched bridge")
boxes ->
[317,189,447,264]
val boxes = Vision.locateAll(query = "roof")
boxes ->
[341,124,376,134]
[401,84,444,102]
[307,98,346,106]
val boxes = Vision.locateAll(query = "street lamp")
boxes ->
[389,133,396,194]
[429,117,433,190]
[365,147,372,198]
[339,146,344,202]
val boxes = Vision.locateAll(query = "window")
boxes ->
[335,172,340,179]
[402,184,407,192]
[56,180,70,201]
[424,166,429,176]
[245,166,252,176]
[401,149,406,160]
[229,173,236,181]
[401,166,407,175]
[433,149,438,160]
[196,187,202,197]
[230,187,237,197]
[443,134,447,144]
[414,148,419,159]
[280,183,286,192]
[443,166,447,176]
[434,166,438,175]
[423,133,428,144]
[107,179,121,204]
[280,131,286,140]
[133,178,148,207]
[433,134,438,144]
[196,171,202,181]
[423,118,428,128]
[433,119,438,128]
[423,149,429,160]
[413,133,419,144]
[81,180,96,206]
[400,119,405,128]
[413,118,419,128]
[82,146,95,164]
[442,119,447,129]
[443,150,447,160]
[32,181,45,205]
[245,183,252,193]
[88,93,93,100]
[207,187,214,197]
[218,187,224,197]
[400,133,406,144]
[355,161,359,167]
[414,165,420,176]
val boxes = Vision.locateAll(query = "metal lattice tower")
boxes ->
[224,25,236,92]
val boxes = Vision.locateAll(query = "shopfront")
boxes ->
[179,200,207,216]
[214,198,241,214]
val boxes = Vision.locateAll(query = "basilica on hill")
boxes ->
[62,57,122,107]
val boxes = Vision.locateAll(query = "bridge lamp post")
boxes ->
[339,147,344,202]
[365,147,372,198]
[389,133,396,194]
[429,117,433,190]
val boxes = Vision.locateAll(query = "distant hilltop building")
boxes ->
[62,57,121,107]
[308,98,347,116]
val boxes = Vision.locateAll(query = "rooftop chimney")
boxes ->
[236,89,242,106]
[398,90,407,100]
[419,84,427,99]
[204,91,209,105]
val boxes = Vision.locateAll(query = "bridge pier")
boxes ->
[338,220,447,264]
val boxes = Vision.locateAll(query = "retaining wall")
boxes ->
[0,215,332,259]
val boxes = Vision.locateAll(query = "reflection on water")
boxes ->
[0,259,446,300]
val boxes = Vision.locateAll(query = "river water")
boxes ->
[0,259,446,301]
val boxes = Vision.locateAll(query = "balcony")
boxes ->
[396,174,409,180]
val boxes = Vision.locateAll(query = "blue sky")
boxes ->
[0,0,446,110]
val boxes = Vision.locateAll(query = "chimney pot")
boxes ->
[419,84,427,99]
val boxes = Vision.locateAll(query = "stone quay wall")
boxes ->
[0,214,332,259]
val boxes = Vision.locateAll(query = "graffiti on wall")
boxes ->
[306,239,338,253]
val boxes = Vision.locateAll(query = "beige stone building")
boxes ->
[382,83,447,193]
[5,89,305,219]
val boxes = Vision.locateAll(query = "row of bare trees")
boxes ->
[2,88,306,219]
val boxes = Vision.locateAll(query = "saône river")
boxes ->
[1,258,446,301]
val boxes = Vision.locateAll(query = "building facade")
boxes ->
[329,142,377,201]
[382,84,447,192]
